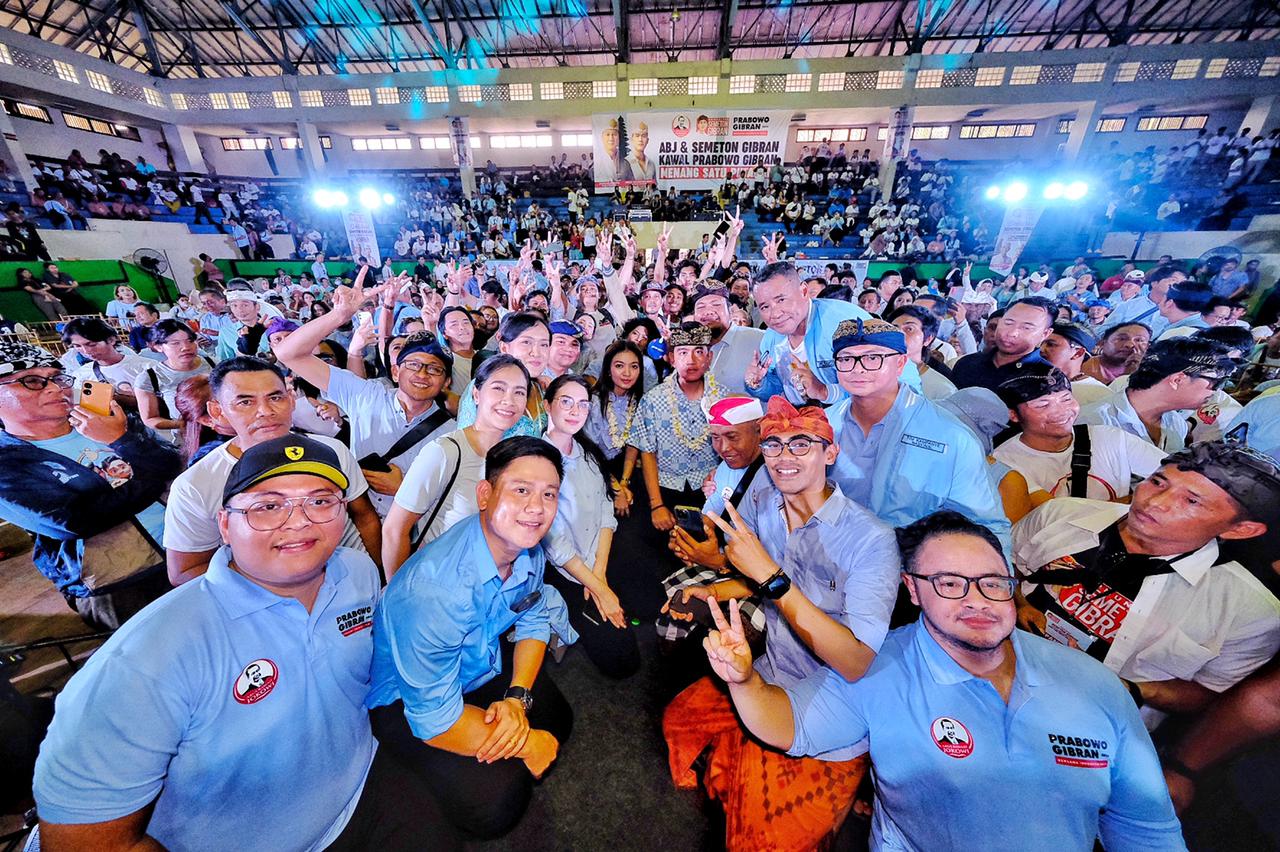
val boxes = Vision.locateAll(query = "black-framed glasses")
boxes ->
[399,361,447,377]
[225,495,347,531]
[0,373,74,392]
[828,352,892,373]
[1189,372,1230,390]
[760,435,829,458]
[905,572,1017,601]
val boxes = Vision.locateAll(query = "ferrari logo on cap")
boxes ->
[285,446,304,460]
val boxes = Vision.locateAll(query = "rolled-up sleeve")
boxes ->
[786,666,870,758]
[841,526,901,654]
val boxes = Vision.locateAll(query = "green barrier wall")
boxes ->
[213,259,425,283]
[0,261,178,324]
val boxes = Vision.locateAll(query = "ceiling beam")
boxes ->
[716,0,738,60]
[220,0,297,73]
[64,0,122,52]
[613,0,630,62]
[406,0,459,68]
[125,0,166,77]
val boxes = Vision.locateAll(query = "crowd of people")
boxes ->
[2,189,1279,850]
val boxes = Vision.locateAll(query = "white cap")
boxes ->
[225,290,259,304]
[1029,272,1049,284]
[1124,269,1147,282]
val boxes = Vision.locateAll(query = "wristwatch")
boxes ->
[754,568,792,601]
[504,686,533,712]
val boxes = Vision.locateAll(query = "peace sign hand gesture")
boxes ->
[706,502,781,585]
[330,264,370,318]
[704,598,755,685]
[761,232,783,264]
[744,350,773,390]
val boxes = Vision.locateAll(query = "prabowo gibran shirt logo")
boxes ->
[930,716,974,758]
[232,658,279,705]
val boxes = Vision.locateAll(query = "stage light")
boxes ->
[1002,182,1028,203]
[312,189,335,208]
[985,185,1002,200]
[331,191,349,207]
[1064,181,1089,201]
[358,188,382,209]
[1043,182,1065,200]
[382,193,396,205]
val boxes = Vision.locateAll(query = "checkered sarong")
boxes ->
[656,565,767,642]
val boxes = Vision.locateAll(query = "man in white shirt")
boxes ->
[1013,438,1280,729]
[163,357,381,585]
[61,318,151,402]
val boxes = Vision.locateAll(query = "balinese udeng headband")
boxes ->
[996,364,1072,408]
[1161,425,1280,523]
[703,396,764,426]
[668,323,713,348]
[396,332,454,372]
[759,395,835,443]
[831,317,907,355]
[0,340,59,378]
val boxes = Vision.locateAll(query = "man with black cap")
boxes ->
[35,434,460,851]
[0,340,181,629]
[689,280,763,395]
[993,363,1165,504]
[273,273,456,518]
[1080,337,1237,451]
[545,320,584,380]
[1039,322,1110,404]
[1012,438,1280,729]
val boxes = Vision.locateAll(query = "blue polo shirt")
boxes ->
[366,514,552,740]
[788,622,1185,851]
[34,546,380,851]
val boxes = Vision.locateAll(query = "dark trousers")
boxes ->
[326,746,463,851]
[64,565,171,631]
[603,456,672,622]
[369,642,574,840]
[192,202,214,225]
[546,566,640,679]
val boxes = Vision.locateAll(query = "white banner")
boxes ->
[592,110,791,193]
[988,204,1044,277]
[342,210,381,267]
[449,116,472,169]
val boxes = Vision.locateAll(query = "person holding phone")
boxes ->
[541,375,638,679]
[662,395,900,851]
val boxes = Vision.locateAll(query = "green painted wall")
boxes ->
[0,261,178,324]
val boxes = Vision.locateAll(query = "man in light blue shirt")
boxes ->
[1154,282,1214,340]
[367,437,573,840]
[824,318,1012,551]
[34,435,458,851]
[702,511,1186,852]
[663,396,900,852]
[1102,264,1185,339]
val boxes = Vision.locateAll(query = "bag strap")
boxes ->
[411,436,463,550]
[1132,305,1159,325]
[1069,423,1093,499]
[92,362,106,382]
[378,407,453,467]
[724,455,765,518]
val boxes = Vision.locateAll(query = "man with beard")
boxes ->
[690,281,764,395]
[703,510,1185,850]
[1080,322,1151,385]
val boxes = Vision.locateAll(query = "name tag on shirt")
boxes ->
[900,434,946,454]
[1044,610,1097,652]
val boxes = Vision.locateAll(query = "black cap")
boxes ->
[996,362,1072,408]
[222,435,349,506]
[1052,323,1098,355]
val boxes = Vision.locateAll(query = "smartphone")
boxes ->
[674,505,707,541]
[355,310,373,328]
[78,380,114,416]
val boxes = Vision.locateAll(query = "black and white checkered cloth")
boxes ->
[655,565,767,642]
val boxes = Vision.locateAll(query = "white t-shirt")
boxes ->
[993,424,1166,501]
[162,434,370,554]
[393,429,485,546]
[73,353,152,393]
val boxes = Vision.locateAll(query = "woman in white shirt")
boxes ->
[542,374,638,678]
[382,354,529,575]
[135,320,214,440]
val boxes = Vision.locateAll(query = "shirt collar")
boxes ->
[466,514,538,589]
[204,545,349,620]
[912,619,1044,688]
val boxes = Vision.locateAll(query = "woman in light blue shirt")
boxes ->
[543,374,638,678]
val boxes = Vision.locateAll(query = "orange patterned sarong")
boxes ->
[663,676,867,852]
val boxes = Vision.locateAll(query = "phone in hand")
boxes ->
[77,380,114,417]
[674,505,707,541]
[355,310,373,329]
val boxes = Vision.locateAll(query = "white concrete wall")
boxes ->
[38,220,296,294]
[10,112,168,166]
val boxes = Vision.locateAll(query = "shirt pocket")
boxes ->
[1128,627,1216,683]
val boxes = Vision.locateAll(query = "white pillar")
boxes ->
[1060,101,1096,163]
[160,124,208,174]
[296,120,328,180]
[0,109,38,189]
[1239,95,1276,137]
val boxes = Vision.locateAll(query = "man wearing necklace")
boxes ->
[1012,438,1280,730]
[706,511,1184,850]
[663,396,900,851]
[631,322,727,543]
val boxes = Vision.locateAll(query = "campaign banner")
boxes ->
[592,111,791,193]
[988,203,1044,277]
[342,210,381,267]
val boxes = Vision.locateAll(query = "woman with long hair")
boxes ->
[620,316,663,389]
[457,311,550,437]
[542,374,639,679]
[382,354,531,575]
[105,284,141,328]
[172,373,232,466]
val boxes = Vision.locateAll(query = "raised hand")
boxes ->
[703,598,754,684]
[744,350,773,390]
[706,502,782,585]
[761,232,783,264]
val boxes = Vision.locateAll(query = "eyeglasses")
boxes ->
[829,352,893,373]
[399,360,447,377]
[0,373,74,392]
[554,397,592,414]
[760,435,829,458]
[225,494,347,531]
[905,572,1018,601]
